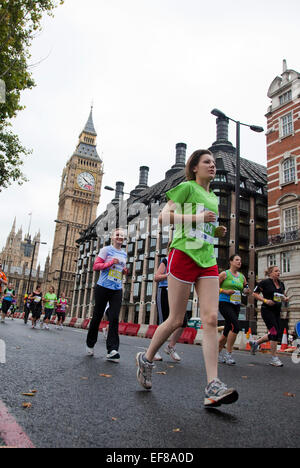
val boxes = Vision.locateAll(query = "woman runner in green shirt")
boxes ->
[218,254,250,365]
[136,149,239,408]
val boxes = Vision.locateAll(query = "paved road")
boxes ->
[0,320,299,449]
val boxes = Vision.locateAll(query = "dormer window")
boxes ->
[279,90,292,105]
[214,172,227,183]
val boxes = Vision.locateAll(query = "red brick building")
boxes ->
[257,60,300,336]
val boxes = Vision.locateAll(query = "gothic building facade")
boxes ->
[0,218,49,308]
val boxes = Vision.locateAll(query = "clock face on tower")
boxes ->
[77,172,95,191]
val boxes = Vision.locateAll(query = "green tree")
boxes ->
[0,0,64,190]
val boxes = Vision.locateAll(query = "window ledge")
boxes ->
[280,180,297,188]
[279,131,294,142]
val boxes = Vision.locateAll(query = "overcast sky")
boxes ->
[1,0,300,267]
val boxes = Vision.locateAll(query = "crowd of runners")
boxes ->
[0,149,293,409]
[0,263,69,330]
[84,148,291,409]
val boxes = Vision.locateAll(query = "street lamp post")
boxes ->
[27,240,47,294]
[104,186,132,197]
[211,109,264,252]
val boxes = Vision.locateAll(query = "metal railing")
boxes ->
[268,229,300,245]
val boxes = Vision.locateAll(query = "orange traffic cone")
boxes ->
[260,341,271,350]
[280,328,288,351]
[245,328,252,351]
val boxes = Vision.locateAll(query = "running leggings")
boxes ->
[261,307,280,341]
[86,285,122,353]
[219,301,240,336]
[156,287,189,327]
[1,299,12,315]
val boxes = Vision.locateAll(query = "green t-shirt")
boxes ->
[219,270,245,304]
[166,180,219,268]
[44,292,57,309]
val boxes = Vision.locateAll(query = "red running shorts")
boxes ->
[167,248,219,284]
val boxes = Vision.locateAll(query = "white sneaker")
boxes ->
[204,378,239,408]
[136,352,154,390]
[164,345,181,362]
[86,346,94,356]
[106,350,120,363]
[218,351,226,363]
[60,325,64,330]
[45,325,50,330]
[270,356,283,367]
[153,352,163,361]
[224,351,236,366]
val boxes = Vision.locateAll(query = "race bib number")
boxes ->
[230,291,241,305]
[273,293,284,303]
[34,297,41,303]
[108,267,122,283]
[186,205,216,246]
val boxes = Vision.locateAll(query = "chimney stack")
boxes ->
[112,181,124,205]
[139,166,149,187]
[209,116,234,154]
[165,143,187,178]
[130,166,150,197]
[216,116,229,142]
[175,143,187,167]
[115,181,124,199]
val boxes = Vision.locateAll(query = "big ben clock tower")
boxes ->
[48,107,103,301]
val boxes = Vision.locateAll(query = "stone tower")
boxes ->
[48,107,103,301]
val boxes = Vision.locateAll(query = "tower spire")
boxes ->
[75,106,101,161]
[82,106,97,136]
[11,217,16,234]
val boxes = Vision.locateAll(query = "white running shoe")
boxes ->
[106,350,120,363]
[86,346,94,356]
[269,356,283,367]
[164,345,181,362]
[153,352,163,361]
[204,378,239,408]
[224,351,236,366]
[218,351,226,364]
[136,352,154,390]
